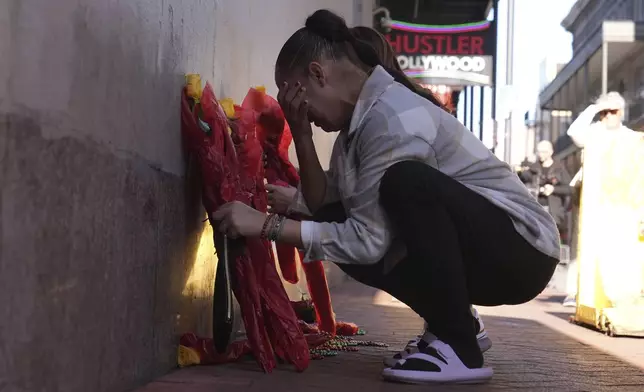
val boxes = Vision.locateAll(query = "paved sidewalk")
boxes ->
[136,282,644,392]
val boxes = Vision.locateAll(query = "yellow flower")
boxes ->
[185,74,203,101]
[219,98,237,119]
[254,85,266,94]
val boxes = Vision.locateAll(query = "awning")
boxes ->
[377,0,493,25]
[539,21,644,111]
[411,71,492,87]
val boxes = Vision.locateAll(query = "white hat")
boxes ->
[595,91,625,111]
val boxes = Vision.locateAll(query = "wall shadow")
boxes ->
[0,2,224,392]
[535,293,567,304]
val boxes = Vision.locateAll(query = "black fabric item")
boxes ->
[473,317,482,336]
[212,234,235,353]
[416,339,429,351]
[311,160,558,369]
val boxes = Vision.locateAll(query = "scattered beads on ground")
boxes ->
[309,333,388,360]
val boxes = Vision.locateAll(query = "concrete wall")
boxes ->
[0,1,372,391]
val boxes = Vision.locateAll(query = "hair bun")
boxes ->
[305,9,352,42]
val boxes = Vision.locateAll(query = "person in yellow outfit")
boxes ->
[562,92,640,307]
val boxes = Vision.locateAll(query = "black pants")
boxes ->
[313,161,558,368]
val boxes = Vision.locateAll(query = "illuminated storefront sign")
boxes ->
[386,20,496,87]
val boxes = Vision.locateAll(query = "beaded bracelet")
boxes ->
[260,214,277,240]
[268,215,287,242]
[266,215,280,242]
[274,215,287,241]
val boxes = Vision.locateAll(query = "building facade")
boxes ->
[538,0,644,174]
[535,59,571,151]
[536,0,644,253]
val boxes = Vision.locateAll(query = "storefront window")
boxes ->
[636,0,644,21]
[637,67,644,99]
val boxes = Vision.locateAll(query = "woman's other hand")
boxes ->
[277,81,313,139]
[266,184,297,214]
[211,202,266,239]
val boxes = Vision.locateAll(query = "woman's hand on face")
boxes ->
[211,201,266,239]
[277,82,313,139]
[266,184,297,214]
